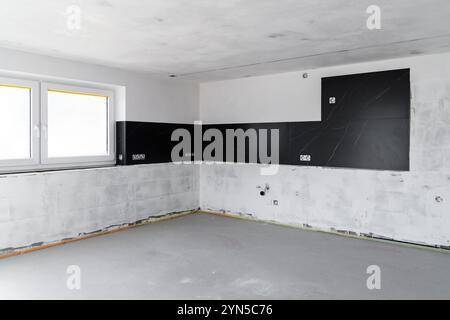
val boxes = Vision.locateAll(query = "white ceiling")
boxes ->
[0,0,450,81]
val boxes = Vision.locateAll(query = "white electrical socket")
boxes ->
[132,154,146,161]
[300,154,311,162]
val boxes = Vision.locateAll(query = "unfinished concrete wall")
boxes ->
[200,52,450,248]
[0,163,199,250]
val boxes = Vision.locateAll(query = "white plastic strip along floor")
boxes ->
[1,212,449,300]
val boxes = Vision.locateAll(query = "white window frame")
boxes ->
[0,77,40,168]
[0,77,116,174]
[41,83,115,166]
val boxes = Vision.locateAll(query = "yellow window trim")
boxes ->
[48,89,109,98]
[0,83,31,90]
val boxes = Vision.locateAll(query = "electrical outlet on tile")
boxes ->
[132,154,146,161]
[300,154,311,162]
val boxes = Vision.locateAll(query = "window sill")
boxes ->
[0,161,117,177]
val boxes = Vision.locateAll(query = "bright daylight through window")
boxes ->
[0,84,31,161]
[47,90,109,158]
[0,79,114,173]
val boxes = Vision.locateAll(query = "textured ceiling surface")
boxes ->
[0,0,449,81]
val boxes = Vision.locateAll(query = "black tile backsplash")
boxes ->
[117,68,410,171]
[116,121,194,165]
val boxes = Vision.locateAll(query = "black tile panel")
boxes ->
[116,121,194,165]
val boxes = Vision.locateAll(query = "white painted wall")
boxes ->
[200,72,320,123]
[0,47,199,123]
[200,52,450,248]
[0,163,199,250]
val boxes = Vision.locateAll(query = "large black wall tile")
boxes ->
[321,69,410,121]
[116,121,194,165]
[202,122,289,164]
[288,118,410,170]
[313,68,410,170]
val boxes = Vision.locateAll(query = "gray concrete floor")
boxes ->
[1,212,449,299]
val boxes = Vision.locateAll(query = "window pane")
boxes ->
[47,90,109,158]
[0,85,31,160]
